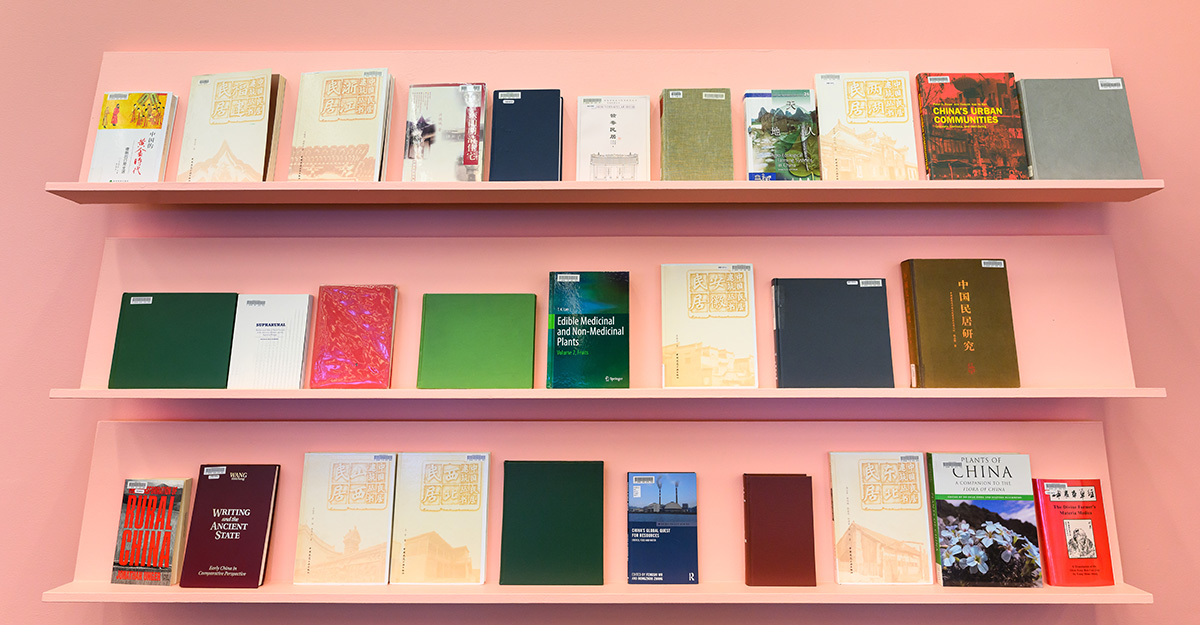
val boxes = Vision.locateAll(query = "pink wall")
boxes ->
[4,0,1198,623]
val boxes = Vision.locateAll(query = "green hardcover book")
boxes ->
[109,292,238,389]
[499,460,604,585]
[547,271,629,388]
[416,293,536,389]
[660,88,734,180]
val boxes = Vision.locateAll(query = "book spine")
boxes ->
[742,474,754,585]
[1017,81,1037,179]
[926,452,942,585]
[546,276,556,388]
[915,75,934,179]
[772,279,783,386]
[900,260,921,387]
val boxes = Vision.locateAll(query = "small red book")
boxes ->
[743,474,816,586]
[1033,479,1114,586]
[179,464,280,588]
[308,285,397,389]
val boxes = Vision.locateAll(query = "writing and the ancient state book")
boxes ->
[390,453,489,584]
[743,474,816,586]
[915,73,1029,180]
[661,263,757,388]
[499,460,604,585]
[489,89,563,181]
[660,88,734,180]
[547,271,630,389]
[226,294,312,390]
[403,83,486,181]
[109,292,238,389]
[112,478,192,585]
[743,89,820,180]
[308,285,397,389]
[1018,77,1143,179]
[1034,478,1114,586]
[176,69,285,182]
[627,472,698,584]
[289,68,393,181]
[813,71,920,181]
[88,91,177,182]
[179,464,280,588]
[576,95,651,181]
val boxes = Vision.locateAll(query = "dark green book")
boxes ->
[547,271,629,388]
[499,460,604,585]
[109,292,238,389]
[416,293,536,389]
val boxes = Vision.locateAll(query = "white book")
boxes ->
[87,92,177,182]
[813,71,920,181]
[576,95,651,181]
[176,69,285,182]
[390,452,490,584]
[661,263,757,388]
[403,83,486,181]
[226,294,312,390]
[289,68,394,181]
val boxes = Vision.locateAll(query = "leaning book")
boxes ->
[915,72,1028,180]
[88,91,177,182]
[661,263,757,388]
[547,271,630,388]
[226,294,312,390]
[176,69,286,182]
[179,464,280,588]
[813,71,919,181]
[576,95,651,181]
[112,478,192,585]
[403,83,486,181]
[1034,478,1114,586]
[628,472,699,584]
[289,68,393,181]
[390,452,490,584]
[743,89,820,180]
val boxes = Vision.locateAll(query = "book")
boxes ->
[390,452,490,584]
[829,452,934,584]
[289,68,393,181]
[226,294,312,390]
[772,278,893,388]
[915,73,1029,180]
[661,263,757,388]
[87,91,178,182]
[813,71,920,180]
[743,474,816,586]
[627,472,698,584]
[403,83,486,181]
[499,460,603,585]
[294,452,396,584]
[108,292,238,389]
[743,89,820,180]
[176,69,285,182]
[1018,77,1143,179]
[547,271,630,388]
[660,88,734,180]
[488,89,563,181]
[900,259,1019,388]
[416,293,536,389]
[576,95,651,181]
[179,464,280,588]
[112,478,192,585]
[308,285,397,389]
[1034,479,1114,586]
[928,453,1042,587]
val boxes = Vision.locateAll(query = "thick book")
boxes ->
[179,464,280,588]
[308,285,397,389]
[112,478,192,585]
[416,293,536,389]
[661,263,757,388]
[289,68,393,181]
[488,89,563,181]
[108,292,238,389]
[176,69,285,182]
[294,452,396,584]
[660,88,734,180]
[813,71,920,181]
[916,73,1029,180]
[829,452,934,584]
[772,278,893,388]
[928,453,1042,587]
[743,474,816,586]
[88,91,178,182]
[390,452,490,584]
[403,83,486,181]
[576,95,651,181]
[901,259,1019,388]
[1034,479,1114,586]
[226,294,312,390]
[743,89,820,180]
[1018,77,1143,179]
[499,460,603,585]
[628,472,698,584]
[547,271,630,388]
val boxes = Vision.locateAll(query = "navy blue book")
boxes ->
[488,89,562,181]
[628,472,698,584]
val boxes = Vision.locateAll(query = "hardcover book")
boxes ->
[628,472,698,584]
[489,89,563,181]
[176,69,285,182]
[743,474,816,586]
[289,68,393,181]
[179,464,280,588]
[390,452,490,584]
[660,88,734,180]
[108,292,238,389]
[417,293,536,389]
[547,271,630,388]
[88,91,177,182]
[743,89,820,180]
[1018,77,1143,179]
[499,460,603,585]
[576,95,651,181]
[112,478,192,585]
[813,71,920,181]
[308,285,397,389]
[226,294,312,390]
[916,73,1029,180]
[403,83,486,181]
[1034,479,1114,586]
[661,263,757,388]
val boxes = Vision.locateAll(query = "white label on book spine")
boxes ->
[669,91,683,98]
[497,92,521,99]
[702,92,726,100]
[731,264,752,272]
[1098,78,1124,90]
[981,260,1006,268]
[926,76,951,83]
[106,92,130,100]
[556,273,581,282]
[128,481,148,490]
[130,296,153,305]
[203,466,227,476]
[859,279,883,288]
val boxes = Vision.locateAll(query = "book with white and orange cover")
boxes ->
[390,452,490,584]
[226,294,312,390]
[813,71,920,181]
[403,83,486,181]
[289,68,393,181]
[176,69,285,182]
[88,91,177,182]
[661,263,757,388]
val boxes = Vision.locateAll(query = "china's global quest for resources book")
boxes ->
[628,472,698,584]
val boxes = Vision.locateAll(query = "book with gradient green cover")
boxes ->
[109,292,238,389]
[547,271,629,388]
[499,460,603,585]
[660,88,734,180]
[417,293,536,389]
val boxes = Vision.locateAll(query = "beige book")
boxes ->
[813,71,920,181]
[659,88,734,180]
[289,68,393,181]
[390,452,489,583]
[176,69,285,182]
[661,263,757,388]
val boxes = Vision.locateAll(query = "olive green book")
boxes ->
[660,88,734,180]
[499,460,604,585]
[109,292,238,389]
[416,293,536,389]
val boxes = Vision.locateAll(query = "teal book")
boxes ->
[547,271,630,388]
[416,293,537,389]
[499,460,604,585]
[109,292,238,389]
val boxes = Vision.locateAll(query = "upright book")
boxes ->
[488,89,563,181]
[403,83,486,181]
[743,89,820,180]
[226,294,312,390]
[176,69,285,182]
[661,263,757,388]
[308,285,397,389]
[499,460,603,585]
[417,293,536,389]
[108,292,238,389]
[289,68,393,181]
[743,474,816,586]
[813,71,920,180]
[547,271,630,388]
[576,95,651,181]
[915,72,1029,180]
[1018,77,1143,179]
[627,472,698,584]
[390,452,490,584]
[88,91,177,182]
[660,88,734,180]
[179,464,280,588]
[1034,478,1114,586]
[112,478,192,585]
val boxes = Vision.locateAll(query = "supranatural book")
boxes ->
[226,294,312,390]
[417,293,536,389]
[813,71,919,181]
[489,89,563,181]
[660,88,734,180]
[1018,77,1142,179]
[743,89,820,180]
[915,73,1029,180]
[390,452,489,584]
[109,292,238,389]
[547,271,629,388]
[499,460,603,585]
[308,285,397,389]
[403,83,486,181]
[576,95,651,181]
[179,464,280,588]
[628,472,698,584]
[289,68,393,181]
[88,91,177,182]
[112,478,192,585]
[1034,478,1113,586]
[661,263,757,388]
[176,69,285,182]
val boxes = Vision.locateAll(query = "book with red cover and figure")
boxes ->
[915,72,1029,180]
[1034,479,1114,586]
[308,285,397,389]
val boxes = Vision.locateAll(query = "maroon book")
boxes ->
[743,474,816,586]
[916,72,1029,180]
[179,464,280,588]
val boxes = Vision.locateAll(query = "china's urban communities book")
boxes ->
[112,478,192,585]
[416,293,536,389]
[403,83,486,181]
[813,71,919,180]
[226,294,312,390]
[743,473,816,586]
[773,278,893,388]
[176,69,285,182]
[661,263,757,388]
[1018,77,1143,179]
[1034,478,1114,586]
[289,68,393,181]
[108,292,238,389]
[307,285,397,389]
[547,271,630,388]
[179,464,280,588]
[660,88,734,180]
[390,452,490,584]
[916,72,1029,180]
[627,472,698,584]
[576,95,651,181]
[499,460,603,585]
[489,89,563,181]
[88,91,177,182]
[743,89,820,180]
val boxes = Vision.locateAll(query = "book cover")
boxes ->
[489,89,563,181]
[108,292,238,389]
[900,259,1019,388]
[1018,77,1143,179]
[628,472,698,584]
[772,278,893,388]
[743,474,816,586]
[289,68,393,181]
[294,452,396,584]
[416,293,536,389]
[176,69,285,182]
[660,88,734,180]
[88,91,177,182]
[661,263,757,388]
[499,460,603,585]
[829,452,934,584]
[226,294,312,390]
[403,83,486,181]
[1034,479,1114,586]
[813,72,920,181]
[547,271,630,389]
[928,453,1042,587]
[308,285,397,389]
[916,73,1028,180]
[112,478,192,585]
[576,95,651,181]
[743,89,820,181]
[390,452,490,584]
[179,464,280,588]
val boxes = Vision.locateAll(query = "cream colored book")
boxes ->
[390,452,489,584]
[226,294,312,390]
[88,91,177,182]
[813,71,920,181]
[403,83,486,181]
[176,69,285,182]
[576,95,651,181]
[661,263,757,388]
[289,68,393,181]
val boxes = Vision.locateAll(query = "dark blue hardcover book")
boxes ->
[627,472,698,584]
[488,89,562,181]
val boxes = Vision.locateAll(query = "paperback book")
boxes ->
[108,292,238,389]
[176,69,285,182]
[1018,77,1143,179]
[813,71,919,180]
[660,88,734,180]
[627,472,698,584]
[916,72,1028,180]
[661,263,757,388]
[226,294,312,390]
[743,89,820,180]
[112,478,192,585]
[403,83,486,181]
[390,452,490,584]
[179,464,280,588]
[489,89,563,181]
[499,460,604,585]
[308,285,397,389]
[1034,479,1114,586]
[88,91,177,182]
[289,68,393,181]
[576,95,651,181]
[547,271,630,388]
[743,474,816,586]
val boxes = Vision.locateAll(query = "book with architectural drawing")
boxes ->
[289,68,393,181]
[390,453,490,584]
[661,263,757,388]
[813,71,920,181]
[576,95,651,181]
[176,69,285,182]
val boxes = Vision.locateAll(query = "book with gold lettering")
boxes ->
[390,453,490,584]
[813,71,920,181]
[289,68,393,181]
[176,69,286,182]
[661,263,757,388]
[179,464,280,588]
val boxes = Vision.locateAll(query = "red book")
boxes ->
[915,72,1029,180]
[308,285,397,388]
[743,474,816,586]
[179,464,280,588]
[1033,479,1114,586]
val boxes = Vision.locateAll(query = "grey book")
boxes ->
[1017,78,1142,179]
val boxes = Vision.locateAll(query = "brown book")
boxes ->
[901,258,1019,387]
[660,88,734,180]
[743,474,815,586]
